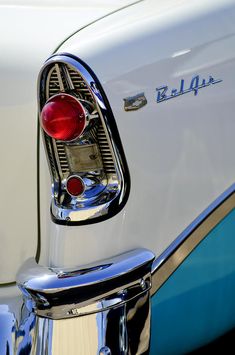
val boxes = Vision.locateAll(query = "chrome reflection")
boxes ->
[15,249,155,354]
[0,308,16,354]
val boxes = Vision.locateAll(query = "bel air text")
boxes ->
[156,75,222,103]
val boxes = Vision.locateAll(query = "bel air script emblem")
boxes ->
[156,75,222,103]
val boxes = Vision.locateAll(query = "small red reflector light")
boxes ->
[66,176,85,197]
[40,94,86,141]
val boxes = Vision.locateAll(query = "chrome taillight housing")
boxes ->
[38,54,130,224]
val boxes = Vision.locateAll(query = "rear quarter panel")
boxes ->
[40,0,235,267]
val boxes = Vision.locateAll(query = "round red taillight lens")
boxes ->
[40,94,86,141]
[66,176,85,197]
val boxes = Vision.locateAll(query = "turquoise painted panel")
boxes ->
[150,208,235,354]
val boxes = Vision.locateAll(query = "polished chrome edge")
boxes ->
[38,53,130,225]
[16,249,155,354]
[151,184,235,295]
[17,248,155,319]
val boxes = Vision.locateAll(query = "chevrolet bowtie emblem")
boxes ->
[124,92,147,111]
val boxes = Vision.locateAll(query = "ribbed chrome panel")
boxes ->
[97,126,115,174]
[55,142,69,174]
[44,135,57,178]
[67,67,93,102]
[48,67,60,98]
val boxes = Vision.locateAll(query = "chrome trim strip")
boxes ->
[151,184,235,295]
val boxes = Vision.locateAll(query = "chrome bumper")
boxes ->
[1,249,155,354]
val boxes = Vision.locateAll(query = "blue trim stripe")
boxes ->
[150,205,235,354]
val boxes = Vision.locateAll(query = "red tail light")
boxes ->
[66,175,85,197]
[40,93,86,141]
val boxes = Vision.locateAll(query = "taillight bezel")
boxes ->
[38,53,130,225]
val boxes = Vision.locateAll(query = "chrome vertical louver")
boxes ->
[38,54,130,224]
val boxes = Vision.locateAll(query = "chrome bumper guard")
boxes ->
[8,249,155,354]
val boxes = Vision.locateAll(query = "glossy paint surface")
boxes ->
[39,0,235,269]
[0,0,138,283]
[150,208,235,354]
